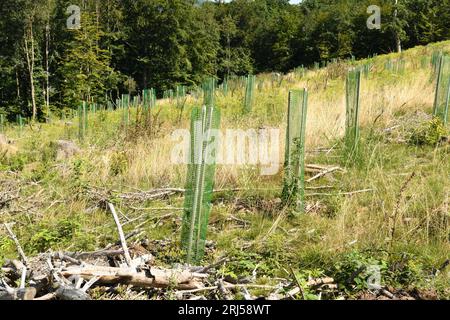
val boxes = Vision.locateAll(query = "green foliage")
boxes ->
[388,253,426,286]
[27,218,81,253]
[68,158,88,191]
[121,0,219,91]
[0,152,27,172]
[408,117,447,146]
[326,249,434,294]
[156,242,185,265]
[331,251,388,292]
[219,250,281,281]
[110,151,128,176]
[41,142,60,163]
[291,269,327,300]
[0,236,14,262]
[59,12,118,109]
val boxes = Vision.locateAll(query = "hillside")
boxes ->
[0,41,449,300]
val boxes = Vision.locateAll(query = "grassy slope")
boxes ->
[0,41,449,299]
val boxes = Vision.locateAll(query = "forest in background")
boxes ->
[0,0,449,120]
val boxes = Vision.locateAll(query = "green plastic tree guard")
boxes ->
[202,78,216,108]
[122,94,130,127]
[433,55,450,124]
[17,115,23,136]
[345,69,361,152]
[181,105,221,264]
[282,89,308,214]
[0,114,5,133]
[244,75,256,113]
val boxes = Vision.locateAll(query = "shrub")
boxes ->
[0,152,28,171]
[110,151,128,176]
[408,117,447,146]
[330,251,388,292]
[28,218,81,253]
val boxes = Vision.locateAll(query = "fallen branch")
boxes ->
[287,277,336,297]
[306,189,374,197]
[194,257,229,273]
[117,188,185,201]
[52,252,82,265]
[60,265,206,290]
[129,206,183,211]
[305,185,335,190]
[175,283,276,295]
[108,202,132,267]
[92,183,337,206]
[67,249,125,260]
[19,266,27,289]
[306,166,343,183]
[306,277,335,287]
[305,164,333,170]
[380,288,395,299]
[3,223,28,265]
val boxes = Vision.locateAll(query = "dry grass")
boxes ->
[75,45,440,191]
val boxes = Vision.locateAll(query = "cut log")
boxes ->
[60,265,206,290]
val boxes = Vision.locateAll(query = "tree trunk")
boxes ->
[24,21,37,121]
[394,0,402,53]
[45,23,50,112]
[15,68,20,101]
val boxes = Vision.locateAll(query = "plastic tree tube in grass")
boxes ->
[0,114,5,133]
[122,94,130,128]
[16,115,24,136]
[282,89,308,215]
[433,55,450,125]
[345,68,361,155]
[244,75,256,113]
[181,105,221,264]
[181,81,221,264]
[78,101,88,141]
[202,78,216,108]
